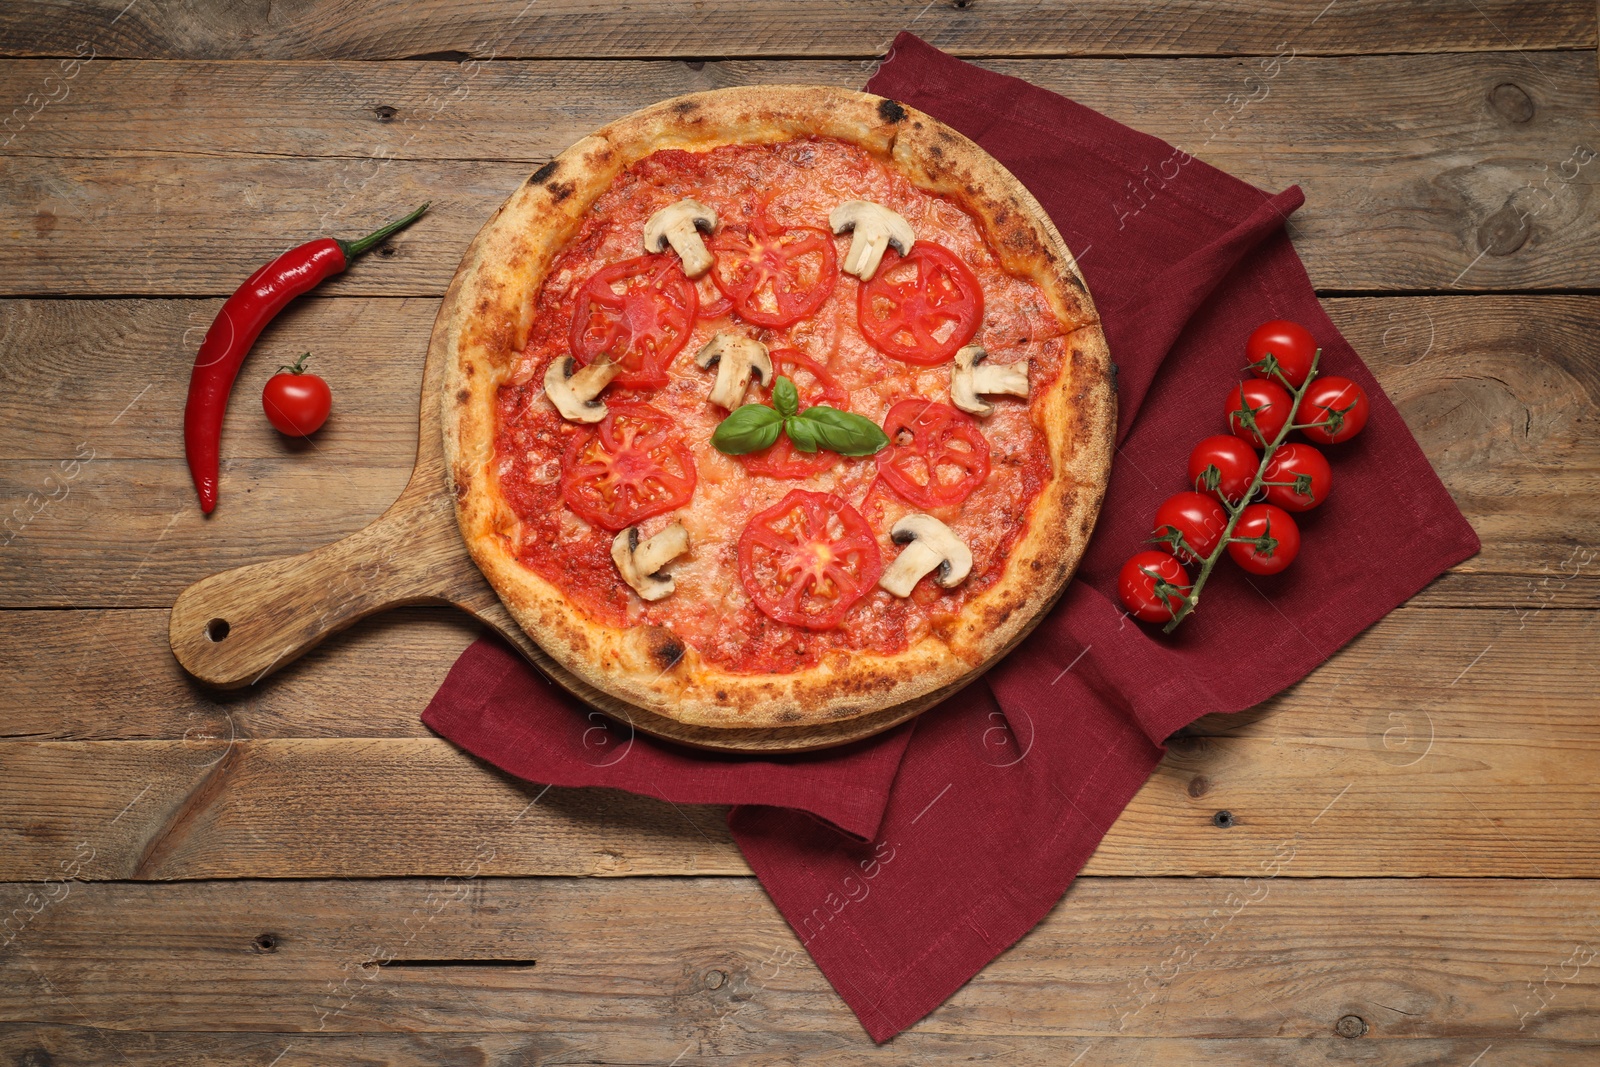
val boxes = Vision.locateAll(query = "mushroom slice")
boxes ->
[694,332,773,410]
[879,514,973,598]
[543,354,622,423]
[951,344,1029,417]
[642,199,718,278]
[611,523,690,602]
[829,200,915,281]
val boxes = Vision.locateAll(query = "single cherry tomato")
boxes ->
[1118,550,1193,623]
[709,217,839,328]
[1226,379,1293,448]
[1150,491,1229,563]
[1227,503,1300,575]
[261,352,332,436]
[738,350,849,480]
[875,399,991,509]
[1246,319,1318,389]
[857,243,983,365]
[737,489,882,629]
[559,401,697,531]
[570,254,698,390]
[1262,442,1331,512]
[1187,435,1259,505]
[1297,375,1370,445]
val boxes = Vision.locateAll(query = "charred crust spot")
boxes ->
[778,708,802,723]
[715,690,727,701]
[549,181,576,204]
[463,362,475,378]
[673,99,699,115]
[530,160,558,185]
[455,389,471,405]
[648,632,686,672]
[877,98,907,124]
[929,143,944,159]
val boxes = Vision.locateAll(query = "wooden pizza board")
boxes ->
[167,301,1004,752]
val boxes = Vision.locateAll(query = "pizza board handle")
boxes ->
[169,490,484,689]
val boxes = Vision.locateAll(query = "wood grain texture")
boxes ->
[2,878,1598,1045]
[1,53,1596,295]
[0,0,1591,60]
[7,604,1590,744]
[5,1028,1592,1067]
[4,654,1599,880]
[4,296,1594,608]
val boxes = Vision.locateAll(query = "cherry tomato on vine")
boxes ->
[1150,491,1229,564]
[1226,379,1293,448]
[1262,442,1331,512]
[737,490,882,630]
[1227,503,1300,575]
[1118,550,1193,623]
[1246,319,1317,389]
[1187,435,1259,505]
[1296,375,1370,445]
[857,243,984,365]
[262,352,332,436]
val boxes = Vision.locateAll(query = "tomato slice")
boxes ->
[559,401,697,531]
[857,242,983,365]
[875,399,991,508]
[693,272,733,320]
[737,489,883,630]
[569,254,698,390]
[709,218,839,328]
[738,350,850,480]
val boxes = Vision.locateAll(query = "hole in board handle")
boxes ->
[205,618,231,642]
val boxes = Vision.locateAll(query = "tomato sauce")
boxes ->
[494,138,1067,674]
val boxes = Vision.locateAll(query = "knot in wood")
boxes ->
[1488,83,1534,123]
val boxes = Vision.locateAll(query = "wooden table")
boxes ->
[2,2,1598,1062]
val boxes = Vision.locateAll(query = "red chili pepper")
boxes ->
[183,202,429,513]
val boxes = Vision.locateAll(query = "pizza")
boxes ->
[439,86,1113,734]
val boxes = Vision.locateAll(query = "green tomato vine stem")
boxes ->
[1162,349,1322,634]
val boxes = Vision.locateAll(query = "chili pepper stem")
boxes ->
[1162,349,1323,633]
[337,202,430,260]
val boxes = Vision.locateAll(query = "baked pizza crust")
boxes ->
[439,85,1114,731]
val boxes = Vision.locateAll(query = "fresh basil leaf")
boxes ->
[795,405,890,456]
[771,375,799,418]
[784,415,821,453]
[711,403,782,454]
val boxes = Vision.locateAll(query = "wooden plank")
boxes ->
[2,877,1598,1045]
[4,662,1599,879]
[3,295,1594,608]
[1,53,1597,295]
[1,603,1591,747]
[0,0,1590,60]
[4,1028,1592,1067]
[0,607,478,741]
[0,739,746,880]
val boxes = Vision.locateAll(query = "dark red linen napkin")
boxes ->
[424,34,1480,1042]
